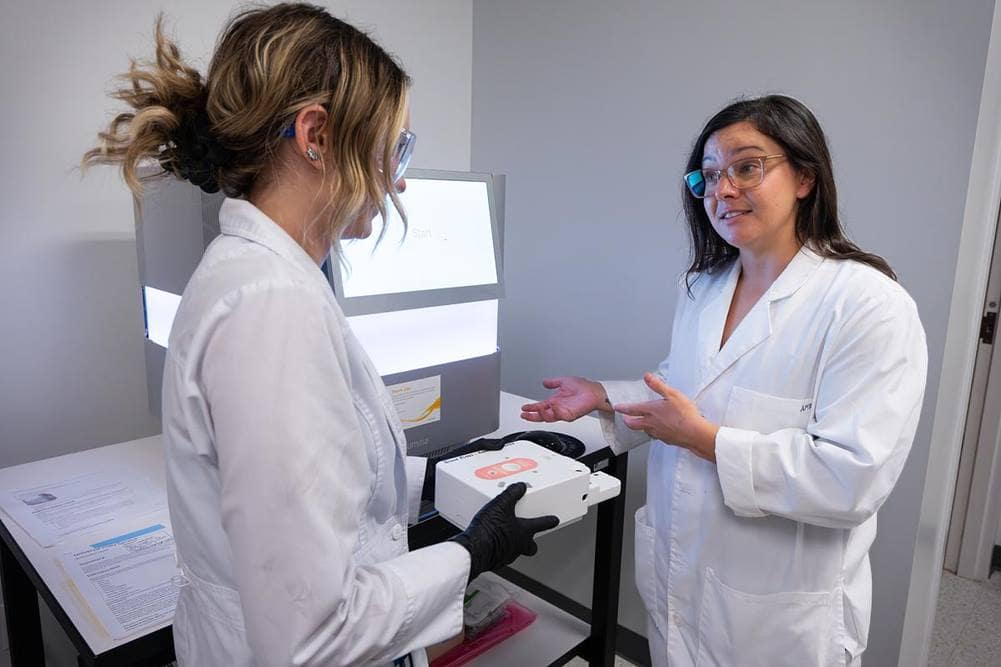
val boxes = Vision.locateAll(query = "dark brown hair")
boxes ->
[682,95,895,291]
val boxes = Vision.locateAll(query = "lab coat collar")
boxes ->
[694,246,824,398]
[217,198,329,281]
[762,245,824,303]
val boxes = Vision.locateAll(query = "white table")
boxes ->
[0,393,628,666]
[0,436,173,665]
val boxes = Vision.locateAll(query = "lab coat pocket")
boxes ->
[179,564,245,630]
[634,506,667,636]
[172,565,251,666]
[724,386,813,434]
[696,567,842,667]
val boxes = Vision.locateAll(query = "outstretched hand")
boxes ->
[614,373,719,463]
[521,377,611,423]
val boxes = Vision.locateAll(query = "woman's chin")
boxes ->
[344,220,374,240]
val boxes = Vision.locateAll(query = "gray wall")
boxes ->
[471,1,994,664]
[0,2,473,665]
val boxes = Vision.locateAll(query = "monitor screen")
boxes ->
[324,170,504,459]
[333,170,500,306]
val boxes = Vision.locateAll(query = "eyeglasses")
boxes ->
[684,154,786,199]
[389,128,416,183]
[281,124,416,183]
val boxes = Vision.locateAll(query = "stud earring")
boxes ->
[306,146,319,161]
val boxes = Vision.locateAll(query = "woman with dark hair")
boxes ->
[522,95,927,666]
[85,5,555,665]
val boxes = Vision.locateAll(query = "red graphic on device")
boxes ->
[474,458,538,480]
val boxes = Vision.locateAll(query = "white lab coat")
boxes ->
[162,199,470,666]
[599,247,926,667]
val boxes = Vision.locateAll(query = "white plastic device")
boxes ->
[434,440,621,531]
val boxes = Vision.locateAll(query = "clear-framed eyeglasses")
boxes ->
[389,128,416,183]
[684,154,786,199]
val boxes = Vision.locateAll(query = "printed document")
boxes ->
[0,470,164,547]
[60,524,180,639]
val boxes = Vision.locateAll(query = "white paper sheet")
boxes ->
[0,470,165,547]
[59,524,180,639]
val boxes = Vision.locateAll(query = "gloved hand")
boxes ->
[451,482,559,582]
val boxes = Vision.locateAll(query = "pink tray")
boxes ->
[430,601,538,667]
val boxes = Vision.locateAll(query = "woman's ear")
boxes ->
[294,104,329,167]
[796,170,816,199]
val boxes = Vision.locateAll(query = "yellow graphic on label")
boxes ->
[388,376,442,429]
[404,396,441,423]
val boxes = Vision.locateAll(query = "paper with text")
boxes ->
[59,524,180,639]
[0,471,165,547]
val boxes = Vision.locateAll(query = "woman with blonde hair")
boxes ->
[85,4,555,665]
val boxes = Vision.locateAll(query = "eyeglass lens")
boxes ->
[392,130,415,183]
[685,157,767,198]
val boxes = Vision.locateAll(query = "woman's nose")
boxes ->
[714,174,738,199]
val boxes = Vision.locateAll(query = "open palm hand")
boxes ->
[520,377,609,423]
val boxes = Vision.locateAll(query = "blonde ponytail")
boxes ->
[83,16,229,195]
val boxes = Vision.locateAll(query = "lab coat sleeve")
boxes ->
[405,456,428,525]
[597,354,670,454]
[715,289,928,529]
[202,283,469,667]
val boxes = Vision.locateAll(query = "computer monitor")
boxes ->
[326,169,505,457]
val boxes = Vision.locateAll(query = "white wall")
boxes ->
[470,1,994,665]
[0,2,472,665]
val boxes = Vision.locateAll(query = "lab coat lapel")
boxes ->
[696,261,740,389]
[695,271,770,398]
[693,247,823,398]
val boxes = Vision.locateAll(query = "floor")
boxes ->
[929,569,1001,666]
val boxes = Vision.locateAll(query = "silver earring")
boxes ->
[306,146,319,161]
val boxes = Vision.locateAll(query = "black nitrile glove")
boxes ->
[421,437,507,503]
[451,482,559,582]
